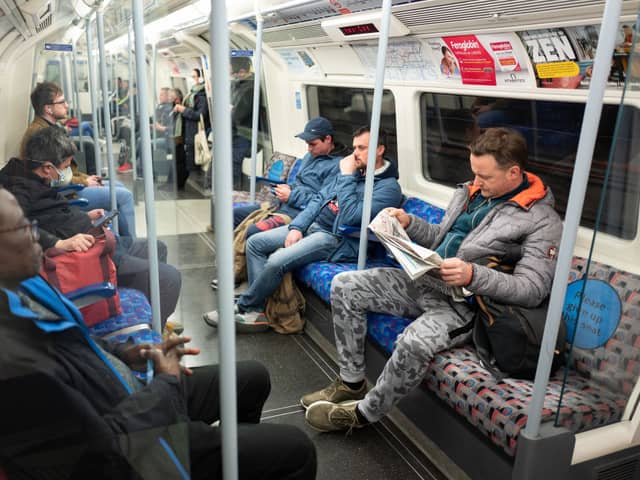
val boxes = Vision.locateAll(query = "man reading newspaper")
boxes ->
[368,210,467,301]
[300,127,562,432]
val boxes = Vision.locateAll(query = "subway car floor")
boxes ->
[123,172,449,480]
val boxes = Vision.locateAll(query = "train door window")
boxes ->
[306,86,397,163]
[227,53,272,176]
[420,93,640,239]
[44,59,62,85]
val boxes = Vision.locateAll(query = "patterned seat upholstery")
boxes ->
[295,197,445,302]
[295,196,640,458]
[88,288,152,337]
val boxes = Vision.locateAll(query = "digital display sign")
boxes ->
[339,23,379,36]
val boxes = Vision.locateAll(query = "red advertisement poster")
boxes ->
[443,35,496,86]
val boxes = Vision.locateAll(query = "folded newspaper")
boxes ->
[368,210,467,302]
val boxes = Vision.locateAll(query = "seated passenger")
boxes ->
[300,128,563,432]
[1,127,181,326]
[0,187,317,479]
[21,81,137,238]
[234,117,343,237]
[203,126,403,331]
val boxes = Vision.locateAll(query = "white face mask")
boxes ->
[50,165,72,187]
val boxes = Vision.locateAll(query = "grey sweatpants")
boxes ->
[331,268,474,422]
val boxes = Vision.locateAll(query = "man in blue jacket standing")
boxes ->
[204,126,403,331]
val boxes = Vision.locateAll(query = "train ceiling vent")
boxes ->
[263,24,328,47]
[15,0,56,35]
[393,0,610,33]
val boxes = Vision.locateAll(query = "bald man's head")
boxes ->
[0,189,42,291]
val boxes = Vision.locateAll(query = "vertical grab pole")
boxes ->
[71,40,84,153]
[152,41,158,147]
[96,7,118,232]
[249,9,264,203]
[86,18,102,175]
[128,24,138,183]
[356,0,391,271]
[211,1,239,478]
[131,0,162,333]
[522,0,624,439]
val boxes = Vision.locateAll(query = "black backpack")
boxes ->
[471,257,566,380]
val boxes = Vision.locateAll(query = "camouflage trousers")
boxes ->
[331,267,474,422]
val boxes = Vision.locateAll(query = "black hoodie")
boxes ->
[0,158,93,250]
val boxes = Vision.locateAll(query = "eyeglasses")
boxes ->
[0,219,40,242]
[49,99,68,105]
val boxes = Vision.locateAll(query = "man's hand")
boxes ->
[119,343,152,371]
[173,104,185,113]
[284,229,303,247]
[386,208,411,229]
[339,153,358,175]
[440,258,473,287]
[274,184,291,202]
[87,209,105,221]
[140,335,201,380]
[55,233,95,252]
[85,175,102,187]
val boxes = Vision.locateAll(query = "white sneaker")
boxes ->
[234,310,269,333]
[210,279,248,298]
[203,305,238,327]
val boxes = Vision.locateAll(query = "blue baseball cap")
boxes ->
[295,116,334,142]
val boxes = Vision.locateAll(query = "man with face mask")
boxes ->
[19,81,137,238]
[1,127,182,328]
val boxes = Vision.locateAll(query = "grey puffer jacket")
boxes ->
[406,173,562,308]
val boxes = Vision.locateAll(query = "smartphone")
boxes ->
[93,210,119,228]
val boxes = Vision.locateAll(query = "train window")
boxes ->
[307,86,397,162]
[420,93,640,239]
[44,60,62,85]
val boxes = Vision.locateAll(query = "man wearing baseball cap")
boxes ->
[205,117,347,318]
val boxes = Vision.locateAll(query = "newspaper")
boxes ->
[368,210,467,301]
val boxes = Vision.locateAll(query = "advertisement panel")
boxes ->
[518,24,636,89]
[424,33,533,87]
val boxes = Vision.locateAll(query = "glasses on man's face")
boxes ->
[50,99,67,105]
[0,219,39,242]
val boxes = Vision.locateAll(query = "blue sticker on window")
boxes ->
[295,91,302,110]
[563,279,621,349]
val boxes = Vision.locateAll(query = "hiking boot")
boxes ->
[300,377,367,409]
[305,400,369,432]
[117,162,133,173]
[163,315,184,339]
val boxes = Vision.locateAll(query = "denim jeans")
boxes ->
[237,223,340,312]
[233,203,260,228]
[80,181,136,238]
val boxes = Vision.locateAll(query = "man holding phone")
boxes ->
[232,117,346,239]
[1,127,181,327]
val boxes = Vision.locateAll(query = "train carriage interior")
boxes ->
[2,0,640,479]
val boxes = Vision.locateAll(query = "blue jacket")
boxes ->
[278,151,341,218]
[290,159,403,262]
[0,276,188,478]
